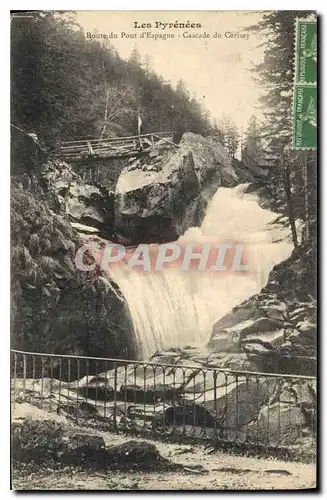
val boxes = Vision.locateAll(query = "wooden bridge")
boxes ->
[56,132,178,162]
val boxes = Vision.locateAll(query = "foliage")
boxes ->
[249,11,317,259]
[12,419,65,466]
[242,115,264,166]
[213,116,239,159]
[11,12,213,144]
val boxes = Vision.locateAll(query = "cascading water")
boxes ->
[109,184,294,360]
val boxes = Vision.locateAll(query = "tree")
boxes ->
[249,11,317,250]
[242,115,264,166]
[11,11,215,145]
[142,53,153,77]
[224,118,239,159]
[176,79,189,98]
[129,45,142,66]
[213,120,225,145]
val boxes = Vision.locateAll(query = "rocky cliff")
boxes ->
[114,133,237,245]
[208,245,317,376]
[11,174,136,370]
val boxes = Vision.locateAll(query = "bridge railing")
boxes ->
[56,132,178,160]
[11,350,316,453]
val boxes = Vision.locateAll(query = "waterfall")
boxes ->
[108,184,294,360]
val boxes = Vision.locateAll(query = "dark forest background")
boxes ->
[11,11,215,144]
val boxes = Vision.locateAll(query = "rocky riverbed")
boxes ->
[12,403,316,491]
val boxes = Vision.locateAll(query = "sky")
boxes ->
[75,11,266,132]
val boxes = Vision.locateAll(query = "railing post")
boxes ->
[124,364,127,420]
[67,359,71,410]
[40,356,44,408]
[104,361,108,419]
[76,359,80,406]
[86,360,89,405]
[95,361,99,412]
[203,370,207,438]
[12,352,17,410]
[143,364,147,431]
[113,364,117,430]
[23,354,27,396]
[32,355,35,403]
[213,370,218,440]
[58,358,62,408]
[49,357,53,412]
[235,373,238,443]
[267,376,271,448]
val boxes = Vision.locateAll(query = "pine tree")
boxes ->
[213,120,225,145]
[129,45,142,66]
[11,12,215,145]
[176,79,190,100]
[250,10,317,254]
[224,119,239,159]
[242,115,264,166]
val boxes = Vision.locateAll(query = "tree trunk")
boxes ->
[283,152,298,247]
[302,150,309,243]
[306,151,317,246]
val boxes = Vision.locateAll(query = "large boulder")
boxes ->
[179,133,238,191]
[114,133,237,244]
[105,440,173,471]
[250,403,307,445]
[42,160,114,233]
[59,433,106,466]
[182,376,276,430]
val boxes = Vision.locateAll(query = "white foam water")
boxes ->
[108,184,294,359]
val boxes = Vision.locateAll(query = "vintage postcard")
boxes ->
[11,10,317,491]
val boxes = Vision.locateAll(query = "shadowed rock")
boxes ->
[114,133,237,245]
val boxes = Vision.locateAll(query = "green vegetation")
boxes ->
[11,12,213,144]
[250,12,317,257]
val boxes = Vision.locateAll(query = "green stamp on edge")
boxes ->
[293,18,317,149]
[293,85,317,150]
[295,19,317,84]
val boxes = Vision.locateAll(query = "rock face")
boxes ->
[114,133,237,244]
[11,125,46,176]
[11,181,136,369]
[252,403,306,445]
[208,246,317,377]
[41,160,114,234]
[232,157,268,184]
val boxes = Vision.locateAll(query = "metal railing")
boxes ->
[11,350,316,452]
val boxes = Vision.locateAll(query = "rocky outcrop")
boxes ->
[232,158,267,185]
[41,160,114,235]
[209,293,316,376]
[11,125,46,176]
[179,133,237,189]
[114,133,237,245]
[13,419,179,471]
[11,182,136,368]
[208,244,317,376]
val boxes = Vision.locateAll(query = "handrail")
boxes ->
[10,349,317,380]
[61,131,174,146]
